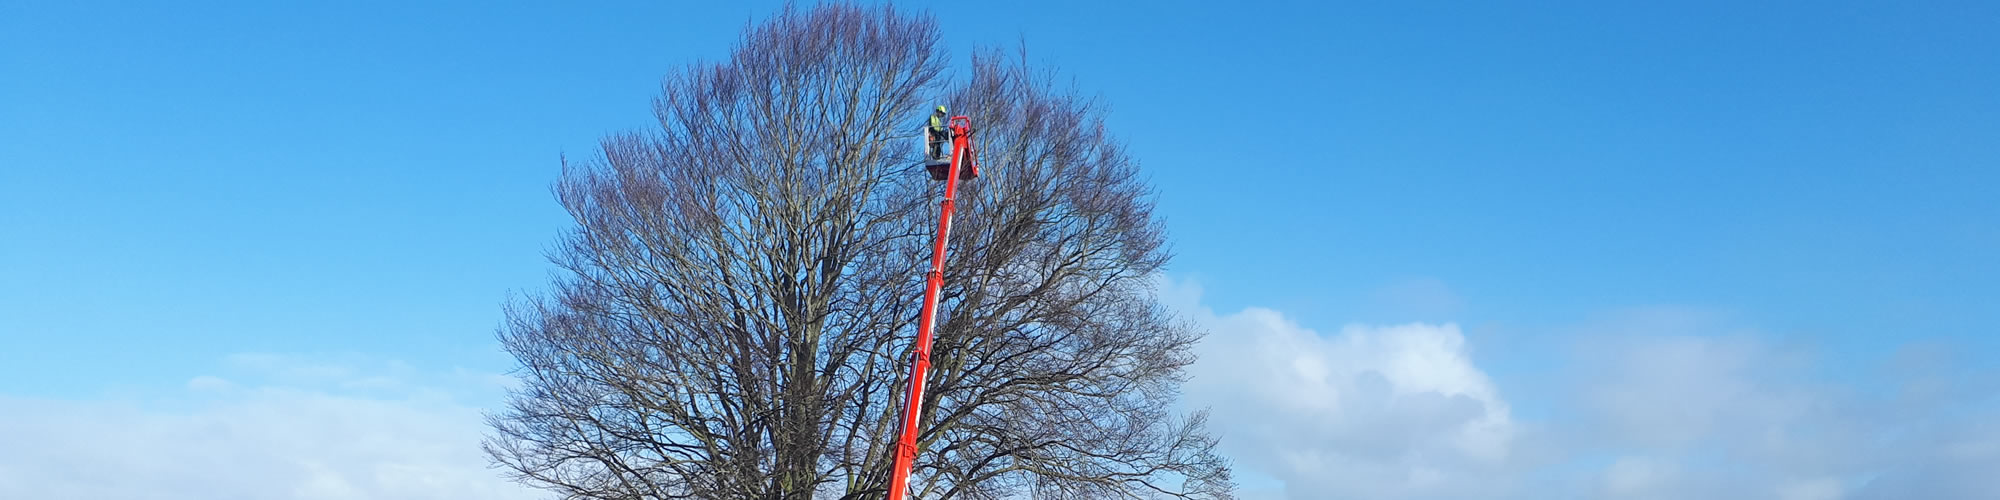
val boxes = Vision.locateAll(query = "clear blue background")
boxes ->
[3,0,1995,426]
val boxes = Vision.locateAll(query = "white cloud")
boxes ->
[0,355,538,500]
[1165,278,2000,500]
[1169,279,1521,499]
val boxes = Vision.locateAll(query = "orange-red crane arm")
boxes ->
[886,116,975,500]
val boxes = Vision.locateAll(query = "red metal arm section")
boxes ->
[886,116,974,500]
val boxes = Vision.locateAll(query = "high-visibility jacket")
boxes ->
[928,113,947,137]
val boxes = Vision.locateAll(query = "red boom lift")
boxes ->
[887,115,977,500]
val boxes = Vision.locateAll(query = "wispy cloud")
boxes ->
[0,355,535,500]
[1566,323,2000,499]
[1164,277,2000,499]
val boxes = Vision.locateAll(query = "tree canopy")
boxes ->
[485,4,1232,499]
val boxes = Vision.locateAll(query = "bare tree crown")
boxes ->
[487,4,1232,499]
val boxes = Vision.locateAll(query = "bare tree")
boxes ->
[485,4,1232,499]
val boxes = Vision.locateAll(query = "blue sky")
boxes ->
[3,1,1996,498]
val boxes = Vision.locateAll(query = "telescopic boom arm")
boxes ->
[886,115,976,500]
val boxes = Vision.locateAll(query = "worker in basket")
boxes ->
[925,105,951,164]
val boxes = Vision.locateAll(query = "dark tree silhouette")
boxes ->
[485,4,1231,499]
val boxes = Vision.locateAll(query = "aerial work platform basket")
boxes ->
[923,116,978,180]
